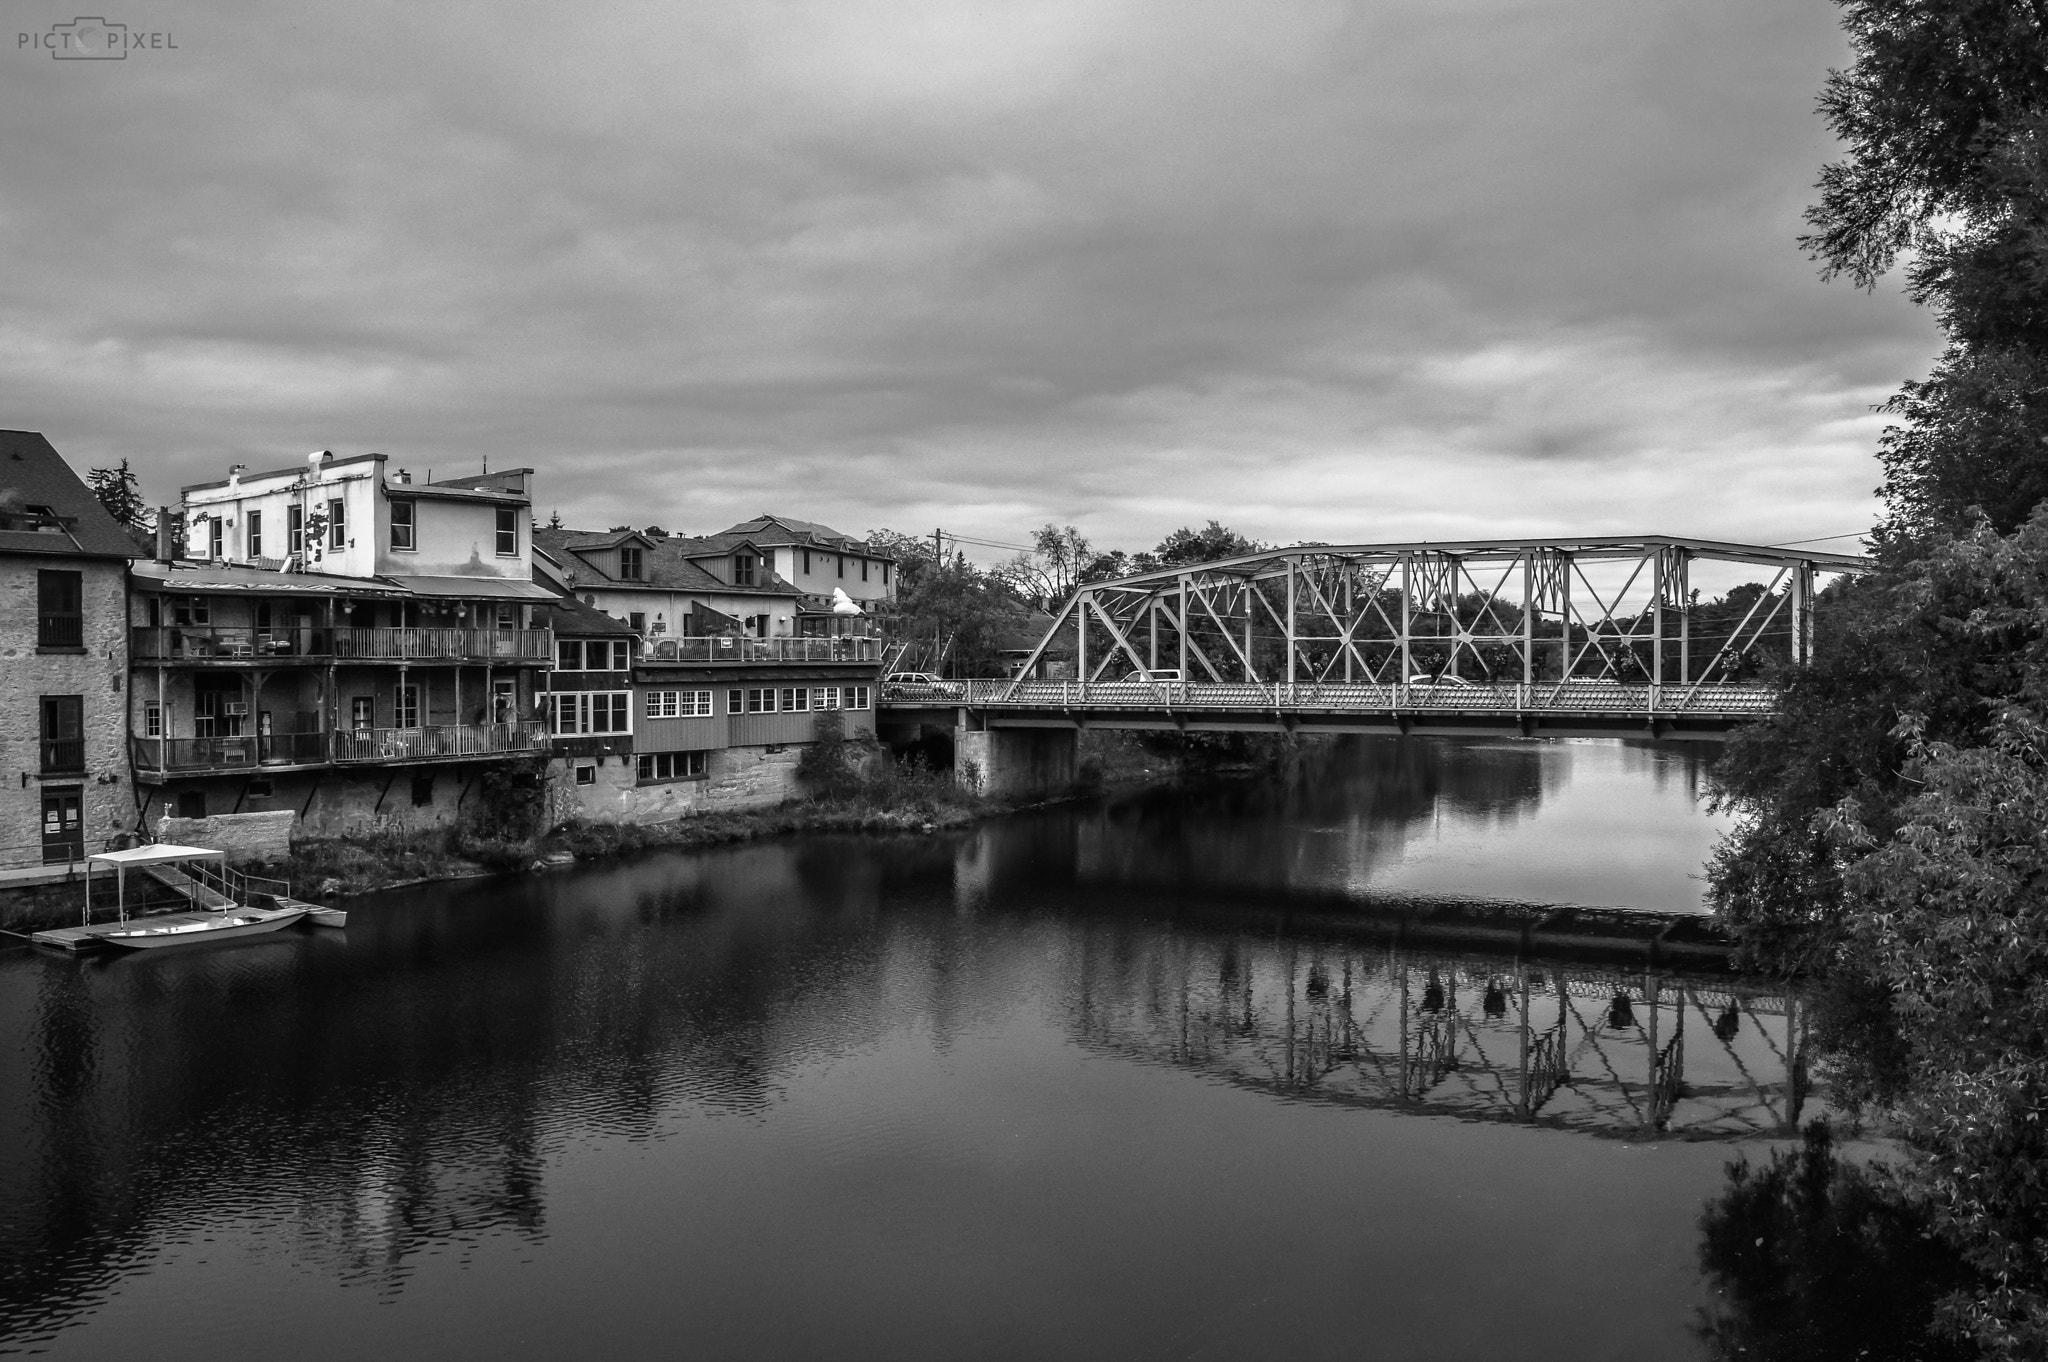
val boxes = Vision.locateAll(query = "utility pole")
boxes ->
[933,528,944,569]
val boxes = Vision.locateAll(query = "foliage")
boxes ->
[1803,2,2048,548]
[869,546,1027,677]
[1695,1121,1973,1362]
[86,459,148,531]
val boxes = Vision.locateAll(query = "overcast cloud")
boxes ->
[2,0,1936,559]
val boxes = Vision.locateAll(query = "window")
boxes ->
[727,689,743,715]
[144,705,162,738]
[288,504,304,555]
[836,554,844,578]
[171,594,211,627]
[40,696,84,774]
[247,510,263,559]
[575,764,596,786]
[628,611,646,634]
[861,558,869,582]
[745,687,776,714]
[881,562,890,586]
[552,692,631,735]
[37,570,83,649]
[351,697,374,731]
[812,686,841,711]
[619,546,642,580]
[644,689,709,719]
[390,499,416,551]
[637,750,707,783]
[733,553,756,586]
[394,685,420,729]
[209,517,223,560]
[328,498,346,550]
[495,507,517,556]
[846,685,871,710]
[779,687,810,712]
[557,640,583,670]
[802,550,811,574]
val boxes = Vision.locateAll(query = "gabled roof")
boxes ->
[694,513,890,558]
[0,430,141,560]
[545,594,635,636]
[535,526,800,597]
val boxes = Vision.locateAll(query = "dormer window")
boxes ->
[620,546,643,581]
[733,553,756,586]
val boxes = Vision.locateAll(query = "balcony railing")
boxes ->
[130,724,543,773]
[336,628,552,662]
[38,614,83,649]
[39,737,85,774]
[131,626,553,663]
[131,732,329,773]
[642,636,879,665]
[330,721,548,764]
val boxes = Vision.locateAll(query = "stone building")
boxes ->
[0,431,138,874]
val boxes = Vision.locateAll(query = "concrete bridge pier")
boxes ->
[953,718,1077,800]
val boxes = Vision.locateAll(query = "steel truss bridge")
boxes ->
[886,536,1869,739]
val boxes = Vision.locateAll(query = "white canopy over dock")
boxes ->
[86,844,228,924]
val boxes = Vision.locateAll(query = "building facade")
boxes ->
[132,455,555,837]
[0,431,138,872]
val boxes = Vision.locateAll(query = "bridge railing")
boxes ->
[881,678,1779,715]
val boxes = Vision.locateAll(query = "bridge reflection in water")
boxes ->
[1070,935,1806,1138]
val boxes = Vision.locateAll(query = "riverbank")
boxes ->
[0,730,1238,933]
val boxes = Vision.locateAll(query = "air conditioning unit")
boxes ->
[223,702,250,716]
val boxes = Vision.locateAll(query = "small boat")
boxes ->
[101,905,309,950]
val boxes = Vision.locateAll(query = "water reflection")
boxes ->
[0,739,1751,1359]
[1064,929,1806,1138]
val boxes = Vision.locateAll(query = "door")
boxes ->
[493,679,516,725]
[40,789,82,865]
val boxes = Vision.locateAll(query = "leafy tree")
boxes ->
[1000,524,1094,611]
[1802,1,2048,547]
[86,459,148,531]
[1153,520,1265,567]
[868,544,1025,677]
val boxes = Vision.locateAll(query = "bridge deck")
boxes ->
[883,679,1776,739]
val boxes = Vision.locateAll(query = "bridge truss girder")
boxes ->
[1007,536,1867,692]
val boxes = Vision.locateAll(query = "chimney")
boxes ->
[155,507,175,562]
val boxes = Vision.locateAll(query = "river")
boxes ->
[0,736,1803,1360]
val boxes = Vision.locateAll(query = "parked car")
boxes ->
[1112,668,1184,684]
[1405,673,1475,688]
[885,672,966,697]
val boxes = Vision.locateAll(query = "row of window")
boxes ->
[797,550,888,585]
[205,500,520,560]
[637,750,706,783]
[557,639,630,671]
[549,685,872,735]
[735,685,870,714]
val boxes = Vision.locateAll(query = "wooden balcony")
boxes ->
[132,626,552,664]
[641,636,879,665]
[131,723,546,774]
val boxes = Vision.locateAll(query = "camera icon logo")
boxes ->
[50,17,127,59]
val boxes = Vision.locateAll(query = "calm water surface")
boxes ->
[0,737,1787,1360]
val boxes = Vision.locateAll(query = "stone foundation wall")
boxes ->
[955,727,1078,799]
[556,744,804,825]
[155,810,296,863]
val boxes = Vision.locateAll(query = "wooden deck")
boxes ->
[31,897,343,951]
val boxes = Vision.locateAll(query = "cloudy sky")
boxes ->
[3,1,1934,561]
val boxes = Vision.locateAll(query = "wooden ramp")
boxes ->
[142,863,236,910]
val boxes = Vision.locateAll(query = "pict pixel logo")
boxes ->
[20,17,177,58]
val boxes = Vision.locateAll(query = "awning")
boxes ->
[90,844,227,868]
[131,561,408,597]
[399,575,559,602]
